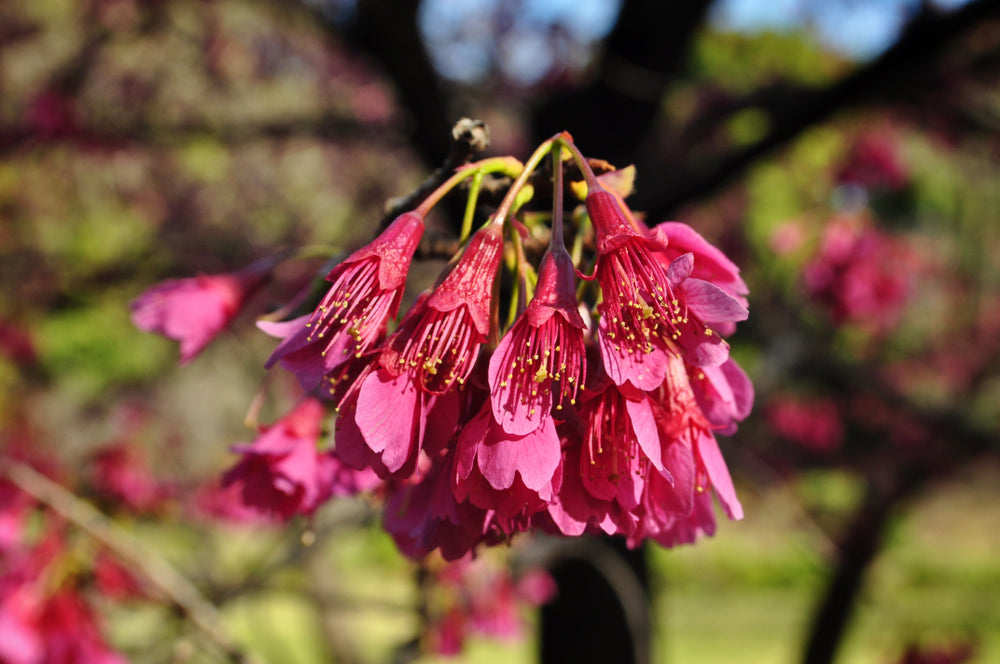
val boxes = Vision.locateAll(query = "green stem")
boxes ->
[555,133,601,190]
[459,170,484,243]
[491,136,557,227]
[414,156,522,218]
[551,142,567,254]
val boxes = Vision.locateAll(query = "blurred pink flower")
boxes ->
[223,397,377,519]
[803,214,915,331]
[766,395,844,453]
[838,131,908,191]
[131,258,275,364]
[89,443,171,513]
[425,555,556,657]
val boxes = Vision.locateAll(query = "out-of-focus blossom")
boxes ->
[222,397,378,520]
[803,214,915,331]
[131,257,276,364]
[424,554,556,656]
[89,443,172,513]
[895,640,976,664]
[767,395,844,453]
[0,536,127,664]
[838,131,909,192]
[0,319,37,367]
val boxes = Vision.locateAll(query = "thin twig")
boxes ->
[3,461,261,664]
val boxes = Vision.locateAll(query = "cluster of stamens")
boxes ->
[305,258,395,358]
[390,306,482,394]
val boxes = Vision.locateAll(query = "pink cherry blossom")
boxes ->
[489,248,586,435]
[263,212,424,392]
[131,258,273,364]
[342,225,503,478]
[222,397,378,519]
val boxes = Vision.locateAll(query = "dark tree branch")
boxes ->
[534,0,715,162]
[636,0,1000,218]
[336,0,453,167]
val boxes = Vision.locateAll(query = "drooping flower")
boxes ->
[489,248,586,435]
[264,212,425,392]
[342,225,504,477]
[131,257,274,364]
[578,379,666,513]
[586,188,677,389]
[453,401,562,529]
[381,225,503,394]
[222,397,377,519]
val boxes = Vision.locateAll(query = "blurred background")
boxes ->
[1,0,999,662]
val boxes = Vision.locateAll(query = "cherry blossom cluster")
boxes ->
[132,133,754,560]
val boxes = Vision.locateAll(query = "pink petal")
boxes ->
[624,395,664,472]
[488,331,549,435]
[720,358,754,421]
[355,370,421,474]
[682,279,749,324]
[696,432,743,520]
[666,252,694,288]
[597,315,668,390]
[478,416,561,492]
[656,222,749,297]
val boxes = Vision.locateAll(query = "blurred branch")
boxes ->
[2,462,260,664]
[641,0,1000,217]
[534,0,714,161]
[287,0,452,169]
[0,114,402,157]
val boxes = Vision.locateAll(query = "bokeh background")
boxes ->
[2,0,999,662]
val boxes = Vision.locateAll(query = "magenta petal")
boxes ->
[682,279,749,324]
[456,407,491,482]
[488,331,547,435]
[656,222,749,297]
[666,253,694,288]
[720,358,754,421]
[355,369,421,474]
[479,416,560,492]
[696,432,743,520]
[660,442,695,515]
[597,315,668,390]
[332,407,385,473]
[681,330,729,368]
[624,395,664,473]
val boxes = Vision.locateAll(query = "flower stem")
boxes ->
[492,137,557,226]
[551,142,567,253]
[414,156,522,218]
[459,170,484,244]
[555,133,601,190]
